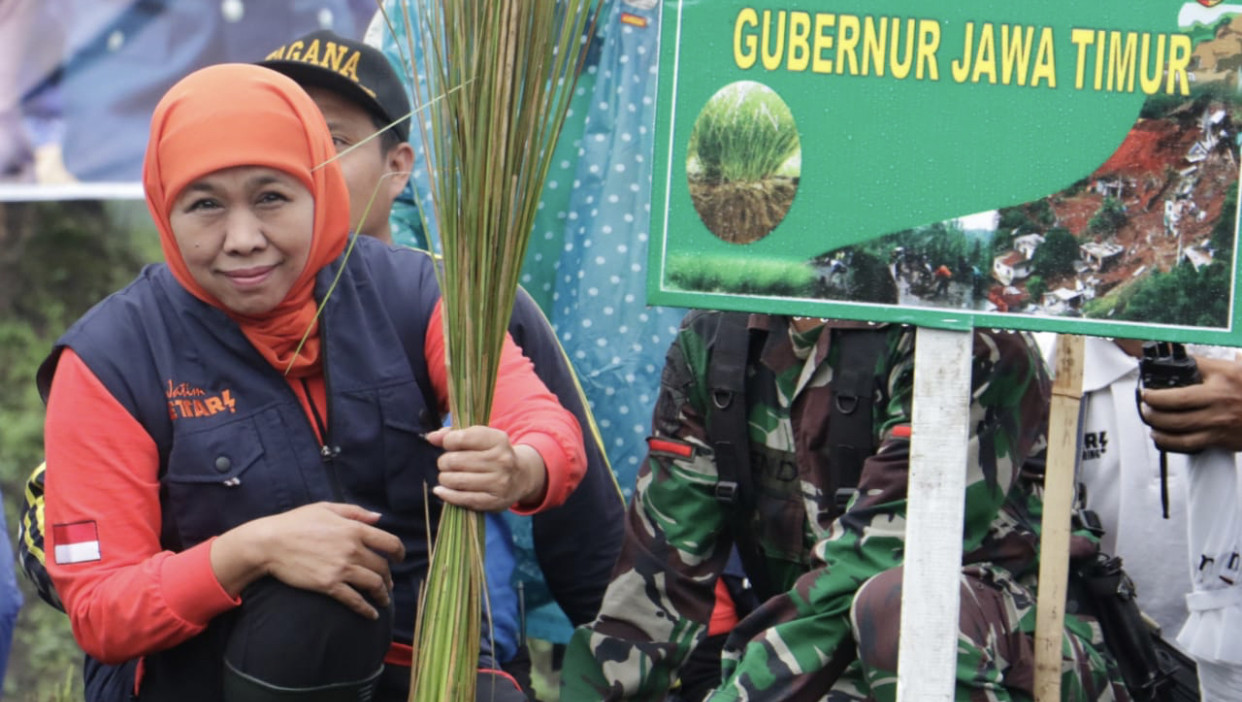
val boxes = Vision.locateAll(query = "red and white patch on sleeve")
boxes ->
[53,521,102,564]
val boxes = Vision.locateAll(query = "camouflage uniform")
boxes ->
[562,312,1129,701]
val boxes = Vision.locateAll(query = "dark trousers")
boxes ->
[498,644,534,699]
[138,578,391,700]
[84,656,138,702]
[128,578,525,701]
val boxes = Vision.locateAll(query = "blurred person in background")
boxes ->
[0,489,21,690]
[2,0,376,184]
[1141,346,1242,700]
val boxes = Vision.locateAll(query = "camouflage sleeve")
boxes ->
[711,329,1050,700]
[562,317,735,701]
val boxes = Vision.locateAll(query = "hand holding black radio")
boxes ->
[1140,343,1242,454]
[1137,342,1201,520]
[1138,341,1202,393]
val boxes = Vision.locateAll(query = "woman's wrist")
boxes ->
[210,520,271,597]
[512,444,548,509]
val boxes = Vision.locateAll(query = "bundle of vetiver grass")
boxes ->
[386,1,597,699]
[689,81,800,185]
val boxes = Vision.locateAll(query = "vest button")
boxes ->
[214,456,232,473]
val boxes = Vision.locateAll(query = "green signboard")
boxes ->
[647,1,1242,344]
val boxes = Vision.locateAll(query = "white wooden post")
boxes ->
[897,326,973,702]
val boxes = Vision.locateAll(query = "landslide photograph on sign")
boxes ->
[811,66,1240,329]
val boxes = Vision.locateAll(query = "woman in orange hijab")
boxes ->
[40,64,583,701]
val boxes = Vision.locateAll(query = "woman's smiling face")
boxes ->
[168,165,315,315]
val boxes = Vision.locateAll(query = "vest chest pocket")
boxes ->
[750,446,811,565]
[164,416,279,549]
[376,384,443,515]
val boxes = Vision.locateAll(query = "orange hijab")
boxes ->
[142,63,349,377]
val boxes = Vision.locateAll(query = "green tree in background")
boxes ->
[844,249,898,304]
[996,206,1028,235]
[0,200,161,700]
[1087,197,1127,236]
[1031,228,1080,278]
[995,200,1053,255]
[1027,275,1046,305]
[1118,260,1230,327]
[1211,181,1238,257]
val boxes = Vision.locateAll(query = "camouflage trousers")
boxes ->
[718,565,1131,702]
[837,564,1132,702]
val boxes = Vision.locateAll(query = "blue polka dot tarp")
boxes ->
[372,0,685,644]
[547,0,686,506]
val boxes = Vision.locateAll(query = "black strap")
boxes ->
[702,315,889,683]
[707,312,751,508]
[826,328,888,509]
[705,318,890,599]
[704,313,777,602]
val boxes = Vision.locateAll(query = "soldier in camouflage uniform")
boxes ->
[562,311,1130,701]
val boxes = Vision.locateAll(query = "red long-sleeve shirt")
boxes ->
[44,300,585,663]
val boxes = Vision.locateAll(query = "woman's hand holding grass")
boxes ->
[427,426,548,512]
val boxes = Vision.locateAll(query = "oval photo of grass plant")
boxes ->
[687,81,801,245]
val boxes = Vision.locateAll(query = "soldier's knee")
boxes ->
[851,569,1022,674]
[850,567,904,671]
[957,573,1018,646]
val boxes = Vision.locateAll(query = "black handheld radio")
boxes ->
[1139,341,1202,390]
[1136,341,1201,519]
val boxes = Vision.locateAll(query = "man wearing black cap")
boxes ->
[260,29,415,244]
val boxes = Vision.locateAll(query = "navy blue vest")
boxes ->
[39,236,445,644]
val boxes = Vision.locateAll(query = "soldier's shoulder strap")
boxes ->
[701,315,886,683]
[825,326,888,509]
[698,311,772,602]
[702,315,887,593]
[704,316,888,524]
[703,311,751,512]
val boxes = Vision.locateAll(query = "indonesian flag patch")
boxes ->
[53,521,101,565]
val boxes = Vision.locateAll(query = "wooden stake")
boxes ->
[897,327,973,702]
[1033,334,1086,702]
